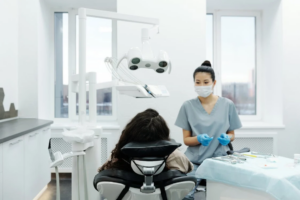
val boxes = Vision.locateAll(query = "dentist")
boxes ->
[175,60,242,200]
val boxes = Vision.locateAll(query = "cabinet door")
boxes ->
[3,136,25,200]
[0,172,2,200]
[0,143,2,200]
[24,130,41,200]
[0,144,2,173]
[39,127,51,189]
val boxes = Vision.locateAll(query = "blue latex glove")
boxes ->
[197,134,214,146]
[218,133,230,146]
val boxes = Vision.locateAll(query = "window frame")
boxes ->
[53,9,118,121]
[208,10,263,121]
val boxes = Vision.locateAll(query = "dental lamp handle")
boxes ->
[142,25,159,42]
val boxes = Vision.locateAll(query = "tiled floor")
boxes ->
[38,174,71,200]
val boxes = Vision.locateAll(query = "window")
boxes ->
[54,13,69,118]
[207,11,261,118]
[54,12,115,119]
[75,16,113,116]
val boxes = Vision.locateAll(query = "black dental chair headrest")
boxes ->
[121,140,181,158]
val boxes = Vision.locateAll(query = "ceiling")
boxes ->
[207,0,281,10]
[44,0,117,11]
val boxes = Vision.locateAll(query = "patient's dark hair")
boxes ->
[193,60,215,81]
[99,108,170,171]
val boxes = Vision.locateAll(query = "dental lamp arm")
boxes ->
[142,25,159,41]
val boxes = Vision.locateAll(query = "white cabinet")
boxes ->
[24,130,42,200]
[39,127,51,190]
[3,136,25,200]
[0,143,2,172]
[0,172,2,200]
[0,143,2,200]
[1,125,51,200]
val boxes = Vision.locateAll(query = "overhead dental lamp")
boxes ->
[102,25,171,98]
[116,26,172,74]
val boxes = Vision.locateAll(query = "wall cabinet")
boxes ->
[3,135,25,200]
[1,126,51,200]
[0,143,2,200]
[39,128,51,191]
[0,172,2,200]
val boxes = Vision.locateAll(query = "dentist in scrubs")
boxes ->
[175,60,242,200]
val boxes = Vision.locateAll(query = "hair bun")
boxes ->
[201,60,211,67]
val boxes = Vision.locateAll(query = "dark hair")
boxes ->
[193,60,215,81]
[99,108,170,171]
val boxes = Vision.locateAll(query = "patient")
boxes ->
[98,108,193,173]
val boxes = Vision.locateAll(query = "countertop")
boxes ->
[0,118,53,144]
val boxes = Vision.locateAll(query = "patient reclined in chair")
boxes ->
[94,140,197,200]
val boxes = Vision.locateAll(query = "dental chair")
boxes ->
[93,140,197,200]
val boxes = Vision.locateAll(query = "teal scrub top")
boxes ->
[175,96,242,165]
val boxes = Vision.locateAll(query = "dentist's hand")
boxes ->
[218,133,230,146]
[197,134,214,146]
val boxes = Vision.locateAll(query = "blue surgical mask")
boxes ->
[194,85,213,98]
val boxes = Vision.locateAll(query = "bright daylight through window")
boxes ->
[206,14,257,115]
[54,13,113,118]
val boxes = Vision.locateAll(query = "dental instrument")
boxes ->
[227,155,246,163]
[243,154,258,158]
[212,157,238,164]
[232,153,247,161]
[251,151,276,157]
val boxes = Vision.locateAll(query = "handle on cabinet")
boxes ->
[29,132,38,137]
[10,139,22,145]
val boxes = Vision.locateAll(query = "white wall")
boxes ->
[278,0,300,157]
[18,0,39,118]
[18,0,56,120]
[38,0,53,119]
[0,0,52,119]
[261,1,283,125]
[117,0,206,144]
[0,0,19,110]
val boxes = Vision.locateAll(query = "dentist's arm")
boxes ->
[227,130,235,142]
[182,129,200,146]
